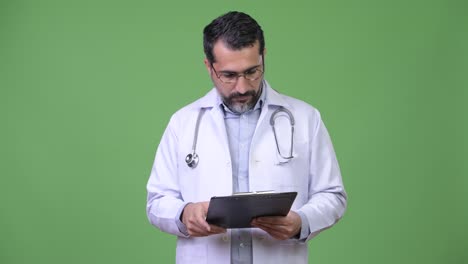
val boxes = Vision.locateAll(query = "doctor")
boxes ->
[146,11,347,264]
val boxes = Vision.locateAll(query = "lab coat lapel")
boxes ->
[196,89,232,195]
[197,88,231,157]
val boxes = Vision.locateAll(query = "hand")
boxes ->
[251,211,302,240]
[181,201,226,237]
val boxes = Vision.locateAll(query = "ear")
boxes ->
[204,58,211,74]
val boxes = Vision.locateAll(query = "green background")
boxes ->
[1,0,467,263]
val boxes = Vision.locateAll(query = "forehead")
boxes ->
[212,40,262,71]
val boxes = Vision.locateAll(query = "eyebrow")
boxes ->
[218,64,261,74]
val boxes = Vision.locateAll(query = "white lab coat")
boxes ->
[147,82,347,264]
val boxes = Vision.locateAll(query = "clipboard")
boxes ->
[206,191,297,228]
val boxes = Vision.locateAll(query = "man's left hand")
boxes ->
[251,211,302,240]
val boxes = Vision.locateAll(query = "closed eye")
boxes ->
[221,72,238,78]
[244,68,258,75]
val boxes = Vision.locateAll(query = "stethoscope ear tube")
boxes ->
[270,106,295,160]
[185,108,206,168]
[270,106,295,126]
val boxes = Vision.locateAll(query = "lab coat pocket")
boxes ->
[176,242,207,264]
[270,141,308,192]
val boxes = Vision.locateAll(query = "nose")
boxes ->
[233,76,250,94]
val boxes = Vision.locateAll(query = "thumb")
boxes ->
[201,201,210,214]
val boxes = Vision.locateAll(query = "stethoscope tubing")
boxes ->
[191,108,206,153]
[270,107,295,160]
[186,106,294,168]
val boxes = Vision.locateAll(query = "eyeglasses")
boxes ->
[211,64,264,84]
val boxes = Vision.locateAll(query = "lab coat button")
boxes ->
[222,235,229,242]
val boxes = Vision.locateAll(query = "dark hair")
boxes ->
[203,11,265,64]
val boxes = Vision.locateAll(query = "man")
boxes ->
[146,11,347,263]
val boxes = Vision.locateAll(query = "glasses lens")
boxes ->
[214,67,264,83]
[220,73,237,83]
[245,69,263,81]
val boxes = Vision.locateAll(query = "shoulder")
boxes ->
[268,87,322,121]
[167,88,217,128]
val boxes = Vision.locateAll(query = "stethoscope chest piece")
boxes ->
[185,108,206,169]
[185,152,199,168]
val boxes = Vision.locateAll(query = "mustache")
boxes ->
[228,90,257,100]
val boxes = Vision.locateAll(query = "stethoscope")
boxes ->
[185,108,206,168]
[185,106,295,168]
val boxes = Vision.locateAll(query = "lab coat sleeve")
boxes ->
[298,110,347,241]
[146,118,189,237]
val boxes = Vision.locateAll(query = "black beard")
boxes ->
[223,87,262,114]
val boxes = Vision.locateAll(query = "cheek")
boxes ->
[210,73,227,92]
[252,80,263,93]
[215,85,232,98]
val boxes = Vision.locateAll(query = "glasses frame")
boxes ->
[210,58,265,84]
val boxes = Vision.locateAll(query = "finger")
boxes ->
[189,230,211,237]
[201,201,210,213]
[255,216,286,226]
[187,226,210,237]
[190,208,210,231]
[188,221,217,236]
[186,217,210,234]
[252,218,285,229]
[189,225,225,237]
[254,221,300,240]
[198,218,211,232]
[252,221,275,232]
[252,223,290,240]
[252,221,292,236]
[266,230,290,240]
[252,222,281,232]
[208,224,226,234]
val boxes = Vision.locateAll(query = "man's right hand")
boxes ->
[181,201,226,237]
